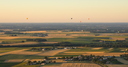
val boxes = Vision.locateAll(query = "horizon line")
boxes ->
[0,22,128,23]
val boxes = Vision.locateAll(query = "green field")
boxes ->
[0,32,128,67]
[12,62,40,67]
[66,47,128,53]
[47,37,99,44]
[0,63,20,67]
[0,47,31,53]
[66,47,108,52]
[0,54,44,60]
[46,36,120,44]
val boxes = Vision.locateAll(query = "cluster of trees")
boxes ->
[4,31,23,34]
[1,23,128,33]
[61,55,117,64]
[2,40,25,44]
[57,40,128,48]
[28,56,56,65]
[61,55,121,67]
[27,60,56,65]
[1,42,128,47]
[31,47,54,51]
[32,33,48,37]
[120,54,128,60]
[26,38,47,42]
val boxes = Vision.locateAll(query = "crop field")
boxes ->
[0,63,20,67]
[10,49,69,56]
[55,47,128,56]
[12,62,40,67]
[0,31,128,45]
[0,54,44,60]
[107,64,128,67]
[66,47,128,53]
[4,59,24,63]
[43,63,101,67]
[1,31,128,67]
[0,48,69,57]
[51,59,67,63]
[0,47,31,53]
[0,49,28,56]
[56,51,124,56]
[42,63,62,67]
[22,31,47,33]
[21,31,90,34]
[82,52,124,56]
[59,63,101,67]
[70,34,95,37]
[116,58,128,64]
[47,38,94,43]
[42,42,59,44]
[37,49,69,56]
[0,36,52,40]
[2,42,39,46]
[65,47,109,52]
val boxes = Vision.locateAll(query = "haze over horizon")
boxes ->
[0,0,128,23]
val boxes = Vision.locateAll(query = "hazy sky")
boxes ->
[0,0,128,23]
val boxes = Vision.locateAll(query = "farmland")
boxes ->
[0,23,128,67]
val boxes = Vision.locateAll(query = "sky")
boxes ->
[0,0,128,23]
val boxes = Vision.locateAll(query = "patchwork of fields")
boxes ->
[0,31,128,67]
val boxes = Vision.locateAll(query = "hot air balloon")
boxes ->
[71,18,73,20]
[88,18,90,20]
[26,18,28,20]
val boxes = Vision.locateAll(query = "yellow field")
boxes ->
[0,49,69,56]
[22,31,47,33]
[0,29,13,31]
[0,36,51,40]
[83,53,125,56]
[22,31,90,34]
[4,59,24,63]
[37,49,69,56]
[110,37,125,40]
[0,49,28,56]
[29,59,44,62]
[92,47,103,50]
[64,52,86,53]
[107,64,128,67]
[59,63,100,67]
[43,63,101,67]
[70,34,95,37]
[42,42,59,44]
